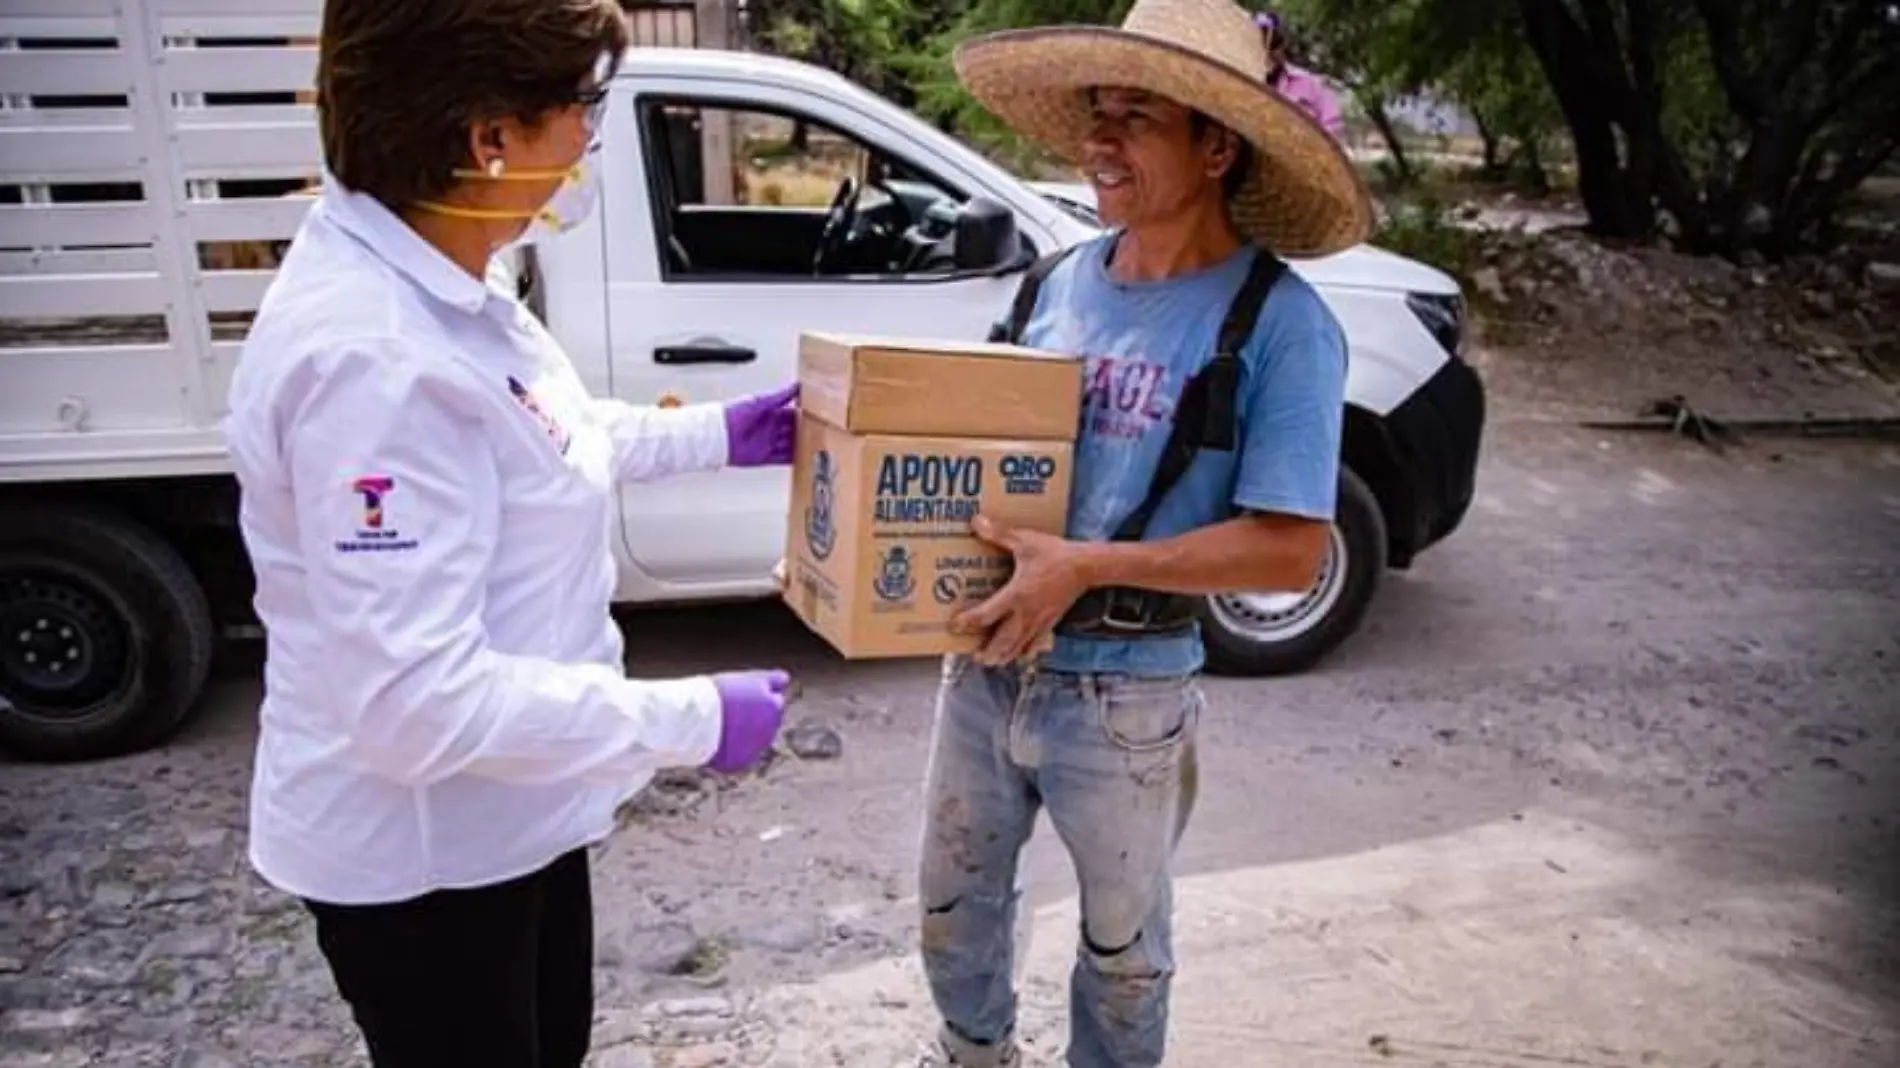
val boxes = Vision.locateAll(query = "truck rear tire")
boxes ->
[0,504,216,762]
[1197,467,1387,677]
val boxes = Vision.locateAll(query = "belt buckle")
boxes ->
[1095,588,1156,633]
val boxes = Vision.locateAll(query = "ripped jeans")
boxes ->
[918,655,1202,1068]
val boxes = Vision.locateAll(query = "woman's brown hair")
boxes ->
[316,0,630,209]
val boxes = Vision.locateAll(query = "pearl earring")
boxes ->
[486,158,505,178]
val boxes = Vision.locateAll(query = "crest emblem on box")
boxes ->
[873,545,916,603]
[805,449,837,561]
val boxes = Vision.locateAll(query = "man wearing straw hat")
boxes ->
[915,0,1374,1065]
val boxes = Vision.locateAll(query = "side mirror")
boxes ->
[953,197,1026,273]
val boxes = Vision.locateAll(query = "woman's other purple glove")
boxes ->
[706,670,792,773]
[722,384,798,468]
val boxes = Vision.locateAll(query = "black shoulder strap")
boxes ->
[1111,248,1287,542]
[987,244,1079,344]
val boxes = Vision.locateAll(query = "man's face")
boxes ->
[1080,87,1230,232]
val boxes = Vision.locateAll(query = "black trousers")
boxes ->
[303,848,594,1068]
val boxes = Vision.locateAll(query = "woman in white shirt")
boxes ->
[221,2,794,1064]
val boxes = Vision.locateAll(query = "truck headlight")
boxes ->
[1405,291,1465,357]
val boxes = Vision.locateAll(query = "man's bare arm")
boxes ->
[1072,512,1329,596]
[950,513,1331,664]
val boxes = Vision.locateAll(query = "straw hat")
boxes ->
[954,0,1373,257]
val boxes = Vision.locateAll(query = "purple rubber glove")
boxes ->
[706,669,792,774]
[722,384,798,468]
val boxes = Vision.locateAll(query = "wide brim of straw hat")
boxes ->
[954,27,1374,258]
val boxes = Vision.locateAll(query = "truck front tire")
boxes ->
[0,505,215,762]
[1197,467,1387,677]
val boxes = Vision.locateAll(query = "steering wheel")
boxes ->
[811,176,861,275]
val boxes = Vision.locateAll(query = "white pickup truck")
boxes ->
[0,0,1484,762]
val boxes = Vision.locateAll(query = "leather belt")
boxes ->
[1057,586,1197,638]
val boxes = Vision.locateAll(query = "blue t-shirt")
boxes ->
[1019,234,1348,676]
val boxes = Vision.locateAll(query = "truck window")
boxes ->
[637,98,977,281]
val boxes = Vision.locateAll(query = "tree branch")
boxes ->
[1691,0,1767,122]
[1804,0,1884,115]
[1814,53,1900,132]
[1626,0,1662,108]
[1519,0,1648,237]
[1761,0,1824,99]
[1785,124,1900,234]
[1364,99,1416,186]
[1622,0,1713,241]
[1577,0,1621,52]
[1576,0,1638,119]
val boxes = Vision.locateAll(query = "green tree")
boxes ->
[747,0,965,152]
[1509,0,1899,255]
[748,0,963,109]
[901,0,1130,170]
[1274,0,1900,255]
[1435,18,1565,190]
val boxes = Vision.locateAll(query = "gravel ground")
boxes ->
[3,421,1898,1068]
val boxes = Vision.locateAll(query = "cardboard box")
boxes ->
[798,332,1082,440]
[783,413,1074,659]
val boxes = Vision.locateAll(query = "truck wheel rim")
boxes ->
[0,568,133,721]
[1208,526,1349,643]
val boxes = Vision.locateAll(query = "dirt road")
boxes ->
[4,421,1898,1068]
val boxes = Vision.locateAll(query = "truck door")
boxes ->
[601,79,1055,597]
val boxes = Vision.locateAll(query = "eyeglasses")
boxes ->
[577,51,613,111]
[573,83,609,130]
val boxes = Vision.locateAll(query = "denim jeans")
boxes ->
[918,654,1202,1068]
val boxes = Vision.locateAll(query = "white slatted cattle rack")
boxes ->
[0,0,731,483]
[0,0,320,480]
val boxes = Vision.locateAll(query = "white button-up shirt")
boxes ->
[224,179,729,905]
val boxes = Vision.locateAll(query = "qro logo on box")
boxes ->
[1000,454,1057,495]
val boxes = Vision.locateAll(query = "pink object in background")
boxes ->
[1272,62,1345,141]
[1253,10,1346,142]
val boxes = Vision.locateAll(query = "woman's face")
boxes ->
[448,74,606,241]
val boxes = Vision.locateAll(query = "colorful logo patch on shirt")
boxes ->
[351,475,394,529]
[335,474,419,554]
[508,375,571,456]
